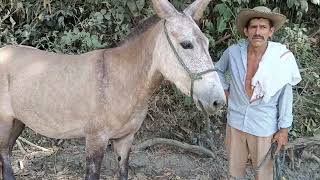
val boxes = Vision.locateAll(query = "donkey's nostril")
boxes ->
[213,100,219,107]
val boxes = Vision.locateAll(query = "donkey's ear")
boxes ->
[151,0,179,19]
[183,0,211,22]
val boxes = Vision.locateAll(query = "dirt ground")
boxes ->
[8,124,320,180]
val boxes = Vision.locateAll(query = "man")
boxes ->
[215,6,301,180]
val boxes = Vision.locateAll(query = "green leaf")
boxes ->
[136,0,145,11]
[58,16,65,27]
[272,7,281,13]
[126,0,138,16]
[184,96,193,106]
[91,35,103,48]
[16,2,23,9]
[73,27,80,34]
[213,3,232,20]
[287,0,295,8]
[291,130,297,138]
[213,4,227,15]
[9,16,16,28]
[217,17,227,33]
[300,0,308,12]
[172,85,184,97]
[260,0,266,4]
[94,12,104,22]
[100,9,107,15]
[104,12,111,20]
[38,13,44,21]
[205,20,214,31]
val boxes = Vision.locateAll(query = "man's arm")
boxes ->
[215,49,230,97]
[272,84,293,153]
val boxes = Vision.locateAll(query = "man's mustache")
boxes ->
[253,35,265,40]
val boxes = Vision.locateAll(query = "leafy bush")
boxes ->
[0,0,154,51]
[274,25,320,137]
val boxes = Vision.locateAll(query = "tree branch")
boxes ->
[214,34,231,45]
[133,138,216,158]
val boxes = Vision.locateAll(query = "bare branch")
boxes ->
[133,138,216,158]
[285,135,320,150]
[18,137,51,152]
[16,139,27,154]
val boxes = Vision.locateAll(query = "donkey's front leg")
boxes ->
[113,134,134,180]
[0,148,15,180]
[85,133,107,180]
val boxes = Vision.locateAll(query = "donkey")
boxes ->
[0,0,225,179]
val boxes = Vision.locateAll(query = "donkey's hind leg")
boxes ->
[0,119,16,180]
[113,134,134,180]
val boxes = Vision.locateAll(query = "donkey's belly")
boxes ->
[18,114,87,139]
[8,56,97,139]
[10,81,96,139]
[13,105,90,139]
[11,85,95,139]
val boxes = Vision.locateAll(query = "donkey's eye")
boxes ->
[180,41,193,49]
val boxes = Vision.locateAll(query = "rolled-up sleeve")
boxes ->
[215,49,230,90]
[277,84,293,129]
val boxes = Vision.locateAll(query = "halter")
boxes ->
[163,20,216,100]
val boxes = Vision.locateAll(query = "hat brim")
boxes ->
[236,9,286,37]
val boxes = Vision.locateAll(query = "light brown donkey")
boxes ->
[0,0,225,179]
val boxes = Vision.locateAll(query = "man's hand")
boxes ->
[272,128,289,154]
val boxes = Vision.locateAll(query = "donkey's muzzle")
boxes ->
[196,94,225,115]
[208,99,225,114]
[212,100,223,108]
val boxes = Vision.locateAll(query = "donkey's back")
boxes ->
[0,45,104,138]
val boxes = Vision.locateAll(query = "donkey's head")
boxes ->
[152,0,225,114]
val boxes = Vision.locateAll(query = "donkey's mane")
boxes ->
[117,15,161,46]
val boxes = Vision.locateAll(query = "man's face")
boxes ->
[244,18,275,48]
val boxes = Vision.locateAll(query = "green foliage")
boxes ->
[0,0,154,51]
[213,3,234,33]
[275,25,311,60]
[273,24,320,137]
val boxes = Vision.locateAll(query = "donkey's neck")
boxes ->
[123,22,164,99]
[103,21,164,107]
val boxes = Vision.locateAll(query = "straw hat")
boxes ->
[236,6,286,37]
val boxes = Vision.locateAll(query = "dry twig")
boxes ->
[285,135,320,150]
[24,150,55,160]
[18,137,51,152]
[310,28,320,37]
[301,150,320,164]
[284,135,320,168]
[16,139,27,154]
[214,34,231,45]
